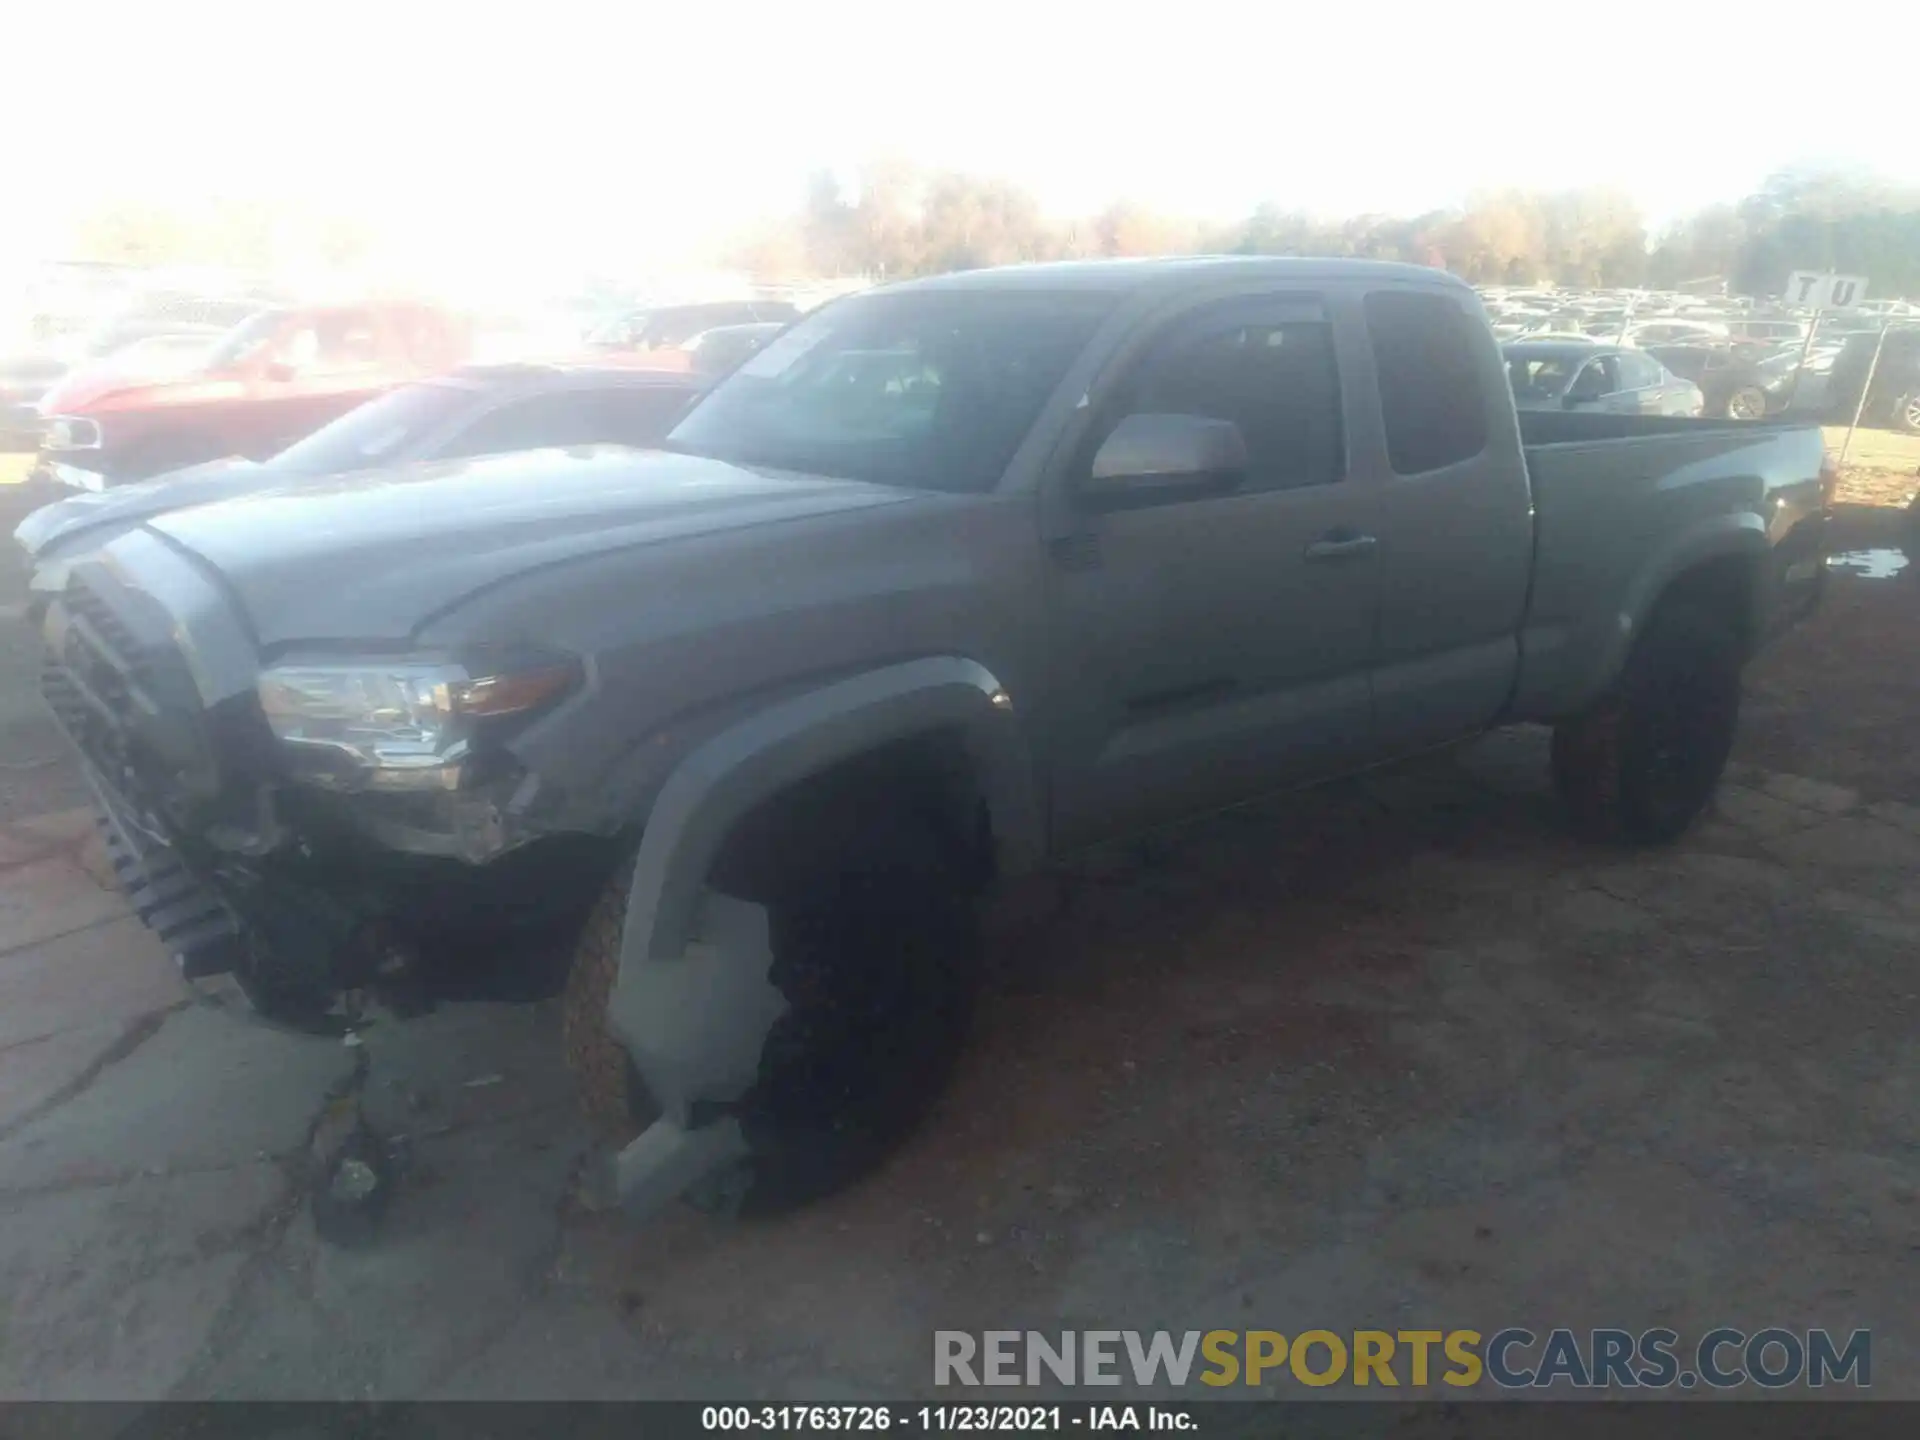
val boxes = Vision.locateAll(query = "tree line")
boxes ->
[734,162,1920,299]
[64,163,1920,302]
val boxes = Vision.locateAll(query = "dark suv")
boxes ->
[1827,326,1920,433]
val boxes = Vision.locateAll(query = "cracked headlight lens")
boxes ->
[257,656,578,791]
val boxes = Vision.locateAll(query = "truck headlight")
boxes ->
[256,654,579,791]
[42,416,102,451]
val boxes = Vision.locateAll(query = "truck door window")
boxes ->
[1107,318,1343,493]
[1364,290,1490,474]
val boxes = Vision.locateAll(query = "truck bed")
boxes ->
[1512,411,1829,721]
[1518,410,1816,445]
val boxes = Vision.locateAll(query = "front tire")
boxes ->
[562,807,979,1217]
[1551,603,1743,844]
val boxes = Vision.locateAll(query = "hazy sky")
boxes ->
[11,0,1911,278]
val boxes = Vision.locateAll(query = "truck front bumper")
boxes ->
[37,549,611,1026]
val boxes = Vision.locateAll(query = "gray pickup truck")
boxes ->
[34,258,1831,1220]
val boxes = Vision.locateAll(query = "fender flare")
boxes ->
[1530,513,1768,719]
[604,655,1037,1134]
[1612,512,1767,665]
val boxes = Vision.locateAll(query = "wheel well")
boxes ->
[1652,554,1760,658]
[710,729,994,900]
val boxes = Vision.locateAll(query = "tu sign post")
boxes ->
[1787,271,1868,310]
[1782,271,1870,415]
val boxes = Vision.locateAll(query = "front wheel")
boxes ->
[562,807,979,1217]
[1551,603,1743,845]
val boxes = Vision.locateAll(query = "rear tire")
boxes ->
[1725,385,1768,421]
[561,807,980,1217]
[1551,603,1743,845]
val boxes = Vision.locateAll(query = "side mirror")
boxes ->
[1079,413,1248,509]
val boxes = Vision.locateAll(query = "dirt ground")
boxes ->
[0,476,1915,1405]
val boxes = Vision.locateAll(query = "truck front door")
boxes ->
[1042,295,1382,849]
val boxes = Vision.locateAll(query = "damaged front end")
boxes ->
[40,543,610,1029]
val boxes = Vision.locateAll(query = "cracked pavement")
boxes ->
[0,502,1916,1401]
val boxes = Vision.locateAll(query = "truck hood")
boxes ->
[141,446,922,647]
[16,457,272,560]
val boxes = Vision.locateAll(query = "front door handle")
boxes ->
[1304,530,1378,561]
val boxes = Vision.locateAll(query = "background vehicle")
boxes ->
[1,303,264,447]
[1724,317,1808,346]
[584,300,800,365]
[31,300,472,486]
[1504,341,1705,415]
[683,321,787,376]
[17,363,703,597]
[1646,343,1804,420]
[1620,318,1730,349]
[1826,325,1920,433]
[35,258,1828,1223]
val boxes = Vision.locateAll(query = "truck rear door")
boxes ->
[1360,287,1534,755]
[1042,294,1382,848]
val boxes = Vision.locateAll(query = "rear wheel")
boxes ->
[1551,603,1743,845]
[1725,385,1768,421]
[562,806,980,1217]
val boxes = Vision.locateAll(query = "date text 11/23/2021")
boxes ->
[702,1406,1193,1432]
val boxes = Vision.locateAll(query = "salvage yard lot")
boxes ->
[0,478,1915,1403]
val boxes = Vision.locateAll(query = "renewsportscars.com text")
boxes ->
[933,1328,1870,1390]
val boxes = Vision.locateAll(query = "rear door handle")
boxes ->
[1304,530,1378,561]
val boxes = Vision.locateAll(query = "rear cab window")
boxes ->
[1364,290,1490,473]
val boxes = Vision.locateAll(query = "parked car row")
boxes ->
[1483,283,1919,429]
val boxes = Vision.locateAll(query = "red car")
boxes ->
[32,300,471,489]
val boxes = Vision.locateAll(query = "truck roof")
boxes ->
[884,255,1474,298]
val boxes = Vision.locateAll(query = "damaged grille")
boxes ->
[41,576,155,789]
[41,574,243,981]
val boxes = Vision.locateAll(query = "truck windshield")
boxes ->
[664,290,1116,493]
